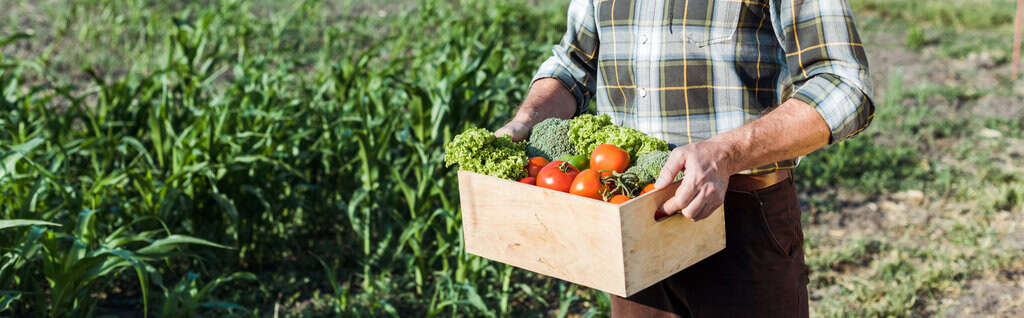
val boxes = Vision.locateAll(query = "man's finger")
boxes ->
[679,186,709,220]
[694,199,724,221]
[494,124,527,141]
[697,179,730,220]
[660,171,697,214]
[655,149,686,188]
[692,187,724,221]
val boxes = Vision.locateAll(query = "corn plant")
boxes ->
[157,271,257,317]
[0,0,614,316]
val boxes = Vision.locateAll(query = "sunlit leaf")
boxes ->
[0,220,61,230]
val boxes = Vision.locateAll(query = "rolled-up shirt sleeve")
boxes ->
[532,0,599,116]
[771,0,875,144]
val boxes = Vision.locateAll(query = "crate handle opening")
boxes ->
[654,209,678,223]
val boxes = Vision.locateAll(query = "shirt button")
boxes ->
[639,34,648,44]
[639,88,647,98]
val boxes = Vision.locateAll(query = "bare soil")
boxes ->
[800,28,1024,315]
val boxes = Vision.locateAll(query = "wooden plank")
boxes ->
[618,182,727,296]
[458,171,628,295]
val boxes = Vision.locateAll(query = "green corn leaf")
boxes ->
[229,155,266,163]
[196,272,257,305]
[104,230,162,249]
[0,291,20,312]
[96,248,151,317]
[0,32,31,48]
[75,209,98,246]
[0,220,61,230]
[211,193,240,228]
[314,255,342,296]
[160,272,196,317]
[462,284,494,318]
[556,284,579,318]
[0,137,45,179]
[199,300,251,312]
[121,136,155,167]
[136,234,231,256]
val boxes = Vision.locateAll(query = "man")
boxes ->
[495,0,873,316]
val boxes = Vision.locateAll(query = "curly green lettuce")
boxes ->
[568,114,613,156]
[444,128,527,180]
[635,133,670,156]
[593,126,668,159]
[569,114,669,159]
[527,117,575,161]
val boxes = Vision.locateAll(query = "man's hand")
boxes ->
[652,99,832,221]
[494,78,577,142]
[494,121,531,141]
[655,141,735,221]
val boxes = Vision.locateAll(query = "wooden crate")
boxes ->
[457,170,726,297]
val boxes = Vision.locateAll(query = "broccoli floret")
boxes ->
[444,128,527,180]
[568,114,613,156]
[625,150,681,186]
[527,117,575,161]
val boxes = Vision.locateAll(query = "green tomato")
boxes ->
[559,153,589,171]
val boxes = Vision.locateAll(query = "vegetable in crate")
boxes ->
[591,144,630,175]
[570,169,605,200]
[568,114,613,155]
[559,153,589,171]
[568,114,668,158]
[608,194,630,204]
[601,170,644,198]
[641,184,657,195]
[536,161,579,192]
[594,125,669,159]
[526,156,550,178]
[527,117,575,161]
[444,127,528,180]
[624,150,671,186]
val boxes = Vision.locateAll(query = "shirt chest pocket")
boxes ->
[668,0,745,48]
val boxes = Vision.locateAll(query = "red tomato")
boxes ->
[640,184,657,195]
[526,157,549,178]
[536,161,579,192]
[591,144,629,175]
[519,177,536,185]
[569,169,604,200]
[608,194,630,204]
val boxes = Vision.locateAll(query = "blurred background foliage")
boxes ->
[1,0,1022,316]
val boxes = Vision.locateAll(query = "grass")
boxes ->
[852,0,1020,62]
[794,5,1024,310]
[851,0,1016,29]
[1,0,1022,316]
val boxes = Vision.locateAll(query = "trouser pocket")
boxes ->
[753,179,803,257]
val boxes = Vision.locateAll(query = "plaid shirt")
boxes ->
[533,0,874,174]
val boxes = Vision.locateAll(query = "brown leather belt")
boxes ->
[728,169,791,192]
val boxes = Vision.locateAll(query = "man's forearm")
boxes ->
[511,78,577,126]
[656,98,834,219]
[710,98,831,175]
[495,78,578,140]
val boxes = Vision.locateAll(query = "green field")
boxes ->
[1,0,1022,316]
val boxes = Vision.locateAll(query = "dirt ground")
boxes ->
[800,26,1024,316]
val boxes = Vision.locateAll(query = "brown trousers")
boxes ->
[610,178,809,317]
